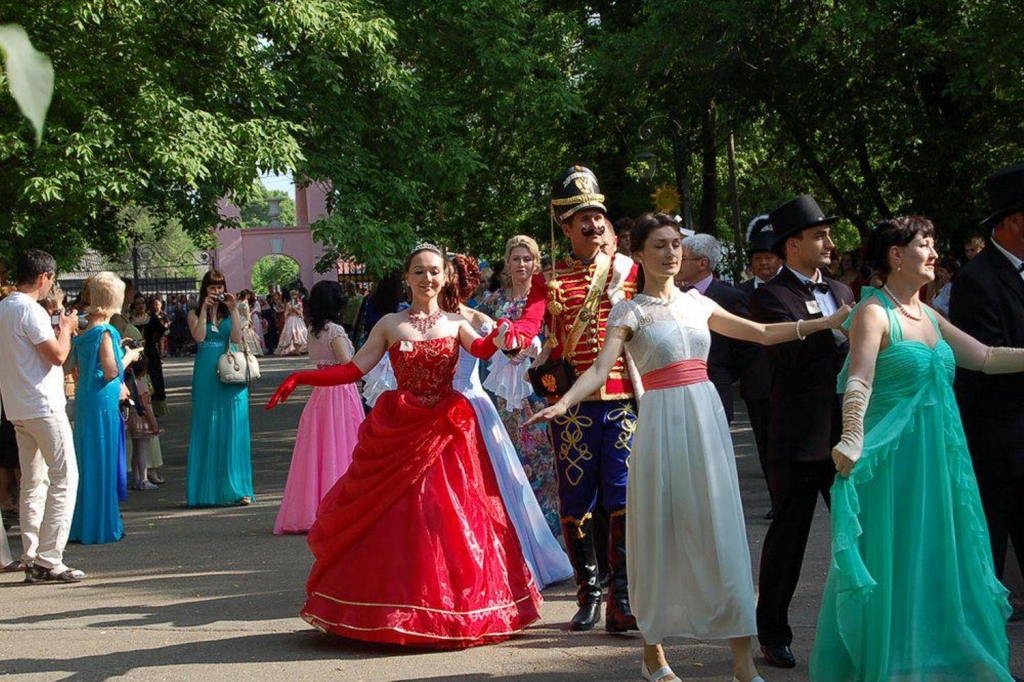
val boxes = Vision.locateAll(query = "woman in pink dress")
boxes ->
[266,244,540,648]
[274,281,365,534]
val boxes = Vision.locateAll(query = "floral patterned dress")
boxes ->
[478,289,560,535]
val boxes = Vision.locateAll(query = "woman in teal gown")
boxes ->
[186,270,254,507]
[810,217,1023,681]
[70,273,143,544]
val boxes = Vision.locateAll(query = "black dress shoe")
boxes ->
[569,597,602,631]
[761,643,796,668]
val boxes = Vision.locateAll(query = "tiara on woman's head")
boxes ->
[410,242,443,256]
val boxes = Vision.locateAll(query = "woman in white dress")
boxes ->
[529,213,849,682]
[275,290,308,356]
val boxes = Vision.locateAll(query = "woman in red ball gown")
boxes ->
[266,244,540,649]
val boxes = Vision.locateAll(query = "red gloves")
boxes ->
[469,319,513,360]
[266,362,364,410]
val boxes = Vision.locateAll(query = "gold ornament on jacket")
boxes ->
[547,278,565,317]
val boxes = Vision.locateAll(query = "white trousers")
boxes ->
[0,507,14,566]
[12,412,78,570]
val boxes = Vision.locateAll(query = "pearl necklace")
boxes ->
[408,308,444,334]
[882,284,923,321]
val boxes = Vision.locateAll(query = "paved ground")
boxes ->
[1,355,1021,681]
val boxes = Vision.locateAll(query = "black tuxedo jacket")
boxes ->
[737,279,771,401]
[702,278,757,421]
[950,245,1024,479]
[750,267,855,462]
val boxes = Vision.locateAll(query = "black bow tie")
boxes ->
[805,281,831,294]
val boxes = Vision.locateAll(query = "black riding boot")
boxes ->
[562,516,602,631]
[605,510,639,632]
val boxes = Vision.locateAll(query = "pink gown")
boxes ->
[274,323,365,534]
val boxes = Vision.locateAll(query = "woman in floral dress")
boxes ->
[479,235,560,535]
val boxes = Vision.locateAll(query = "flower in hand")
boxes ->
[266,375,299,410]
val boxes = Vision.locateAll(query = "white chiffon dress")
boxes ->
[608,289,756,644]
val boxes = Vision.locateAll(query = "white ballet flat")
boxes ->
[641,661,679,681]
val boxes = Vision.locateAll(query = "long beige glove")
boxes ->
[832,376,873,478]
[982,347,1024,374]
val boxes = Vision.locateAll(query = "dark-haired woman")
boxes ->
[274,281,364,534]
[266,245,540,649]
[529,213,849,682]
[809,217,1022,681]
[185,270,254,507]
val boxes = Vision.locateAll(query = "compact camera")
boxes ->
[121,338,144,350]
[50,308,79,327]
[217,294,227,302]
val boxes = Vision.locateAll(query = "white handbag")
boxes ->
[217,344,261,385]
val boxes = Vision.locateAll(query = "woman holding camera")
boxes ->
[185,270,254,507]
[69,272,142,544]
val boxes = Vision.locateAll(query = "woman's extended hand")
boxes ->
[828,304,853,330]
[266,375,299,410]
[122,347,143,366]
[524,400,567,427]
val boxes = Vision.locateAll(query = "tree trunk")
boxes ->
[699,98,718,234]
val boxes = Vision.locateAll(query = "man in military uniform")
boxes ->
[514,166,639,632]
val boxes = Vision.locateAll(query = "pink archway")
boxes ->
[212,181,340,291]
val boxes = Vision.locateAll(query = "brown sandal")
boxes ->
[2,561,26,573]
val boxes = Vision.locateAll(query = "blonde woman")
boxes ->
[69,272,141,544]
[478,235,560,534]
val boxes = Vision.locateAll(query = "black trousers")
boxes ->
[977,473,1024,583]
[756,459,835,647]
[744,398,772,509]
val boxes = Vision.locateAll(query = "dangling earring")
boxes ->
[897,263,901,272]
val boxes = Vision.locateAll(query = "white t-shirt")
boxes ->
[0,292,66,420]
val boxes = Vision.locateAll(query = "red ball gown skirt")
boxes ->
[300,386,542,649]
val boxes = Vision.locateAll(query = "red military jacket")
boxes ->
[513,252,638,401]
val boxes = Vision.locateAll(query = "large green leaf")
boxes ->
[0,23,54,145]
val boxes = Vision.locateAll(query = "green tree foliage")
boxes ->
[2,1,1020,278]
[238,182,296,228]
[289,0,584,275]
[0,0,392,269]
[250,254,300,294]
[575,0,1023,257]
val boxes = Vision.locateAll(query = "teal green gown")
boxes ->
[70,324,126,544]
[186,317,254,506]
[810,288,1012,681]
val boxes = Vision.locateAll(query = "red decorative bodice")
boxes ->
[388,336,459,407]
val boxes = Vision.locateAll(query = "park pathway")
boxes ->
[1,356,1021,681]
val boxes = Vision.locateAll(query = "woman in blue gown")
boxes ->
[186,270,254,507]
[810,217,1024,681]
[70,272,142,544]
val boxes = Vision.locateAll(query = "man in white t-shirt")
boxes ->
[0,249,84,583]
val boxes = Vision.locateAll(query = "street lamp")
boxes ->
[636,150,657,183]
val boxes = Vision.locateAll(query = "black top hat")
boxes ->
[980,163,1024,229]
[768,194,839,243]
[550,166,607,224]
[746,215,777,256]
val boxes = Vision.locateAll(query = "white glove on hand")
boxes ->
[832,376,872,478]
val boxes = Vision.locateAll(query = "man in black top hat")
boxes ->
[950,163,1024,602]
[749,194,855,669]
[738,216,783,518]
